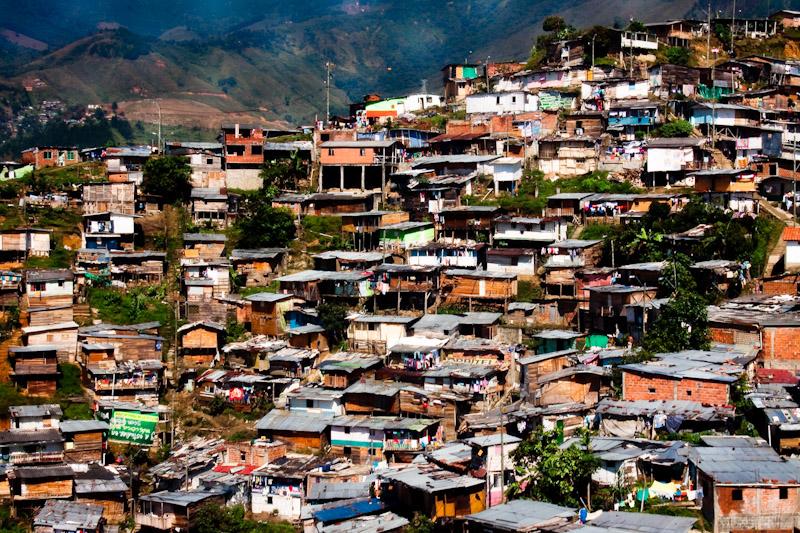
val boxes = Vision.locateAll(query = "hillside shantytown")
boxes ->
[9,7,800,533]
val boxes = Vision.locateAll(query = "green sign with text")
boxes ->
[109,410,158,445]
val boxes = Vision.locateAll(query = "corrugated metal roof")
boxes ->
[380,463,484,493]
[589,510,696,532]
[255,410,332,433]
[465,499,575,530]
[307,481,371,501]
[34,500,105,530]
[320,511,409,533]
[689,446,800,485]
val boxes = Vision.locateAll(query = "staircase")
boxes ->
[708,147,733,170]
[0,329,23,383]
[73,303,91,322]
[765,235,788,278]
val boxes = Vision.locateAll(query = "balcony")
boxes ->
[94,378,159,391]
[9,450,64,465]
[384,439,423,452]
[136,513,175,530]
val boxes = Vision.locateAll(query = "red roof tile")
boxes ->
[782,227,800,242]
[756,367,799,385]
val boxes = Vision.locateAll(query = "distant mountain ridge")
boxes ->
[0,0,790,125]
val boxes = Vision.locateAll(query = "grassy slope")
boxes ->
[4,0,715,124]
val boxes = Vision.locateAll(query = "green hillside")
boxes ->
[1,0,792,125]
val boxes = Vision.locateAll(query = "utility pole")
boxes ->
[706,0,712,67]
[153,99,162,153]
[730,0,736,56]
[325,62,334,128]
[485,55,491,93]
[794,124,797,220]
[712,48,719,149]
[591,34,596,69]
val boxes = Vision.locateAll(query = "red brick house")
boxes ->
[620,347,755,406]
[708,296,800,372]
[690,444,800,533]
[21,147,80,169]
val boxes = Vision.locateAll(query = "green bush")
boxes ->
[653,120,694,138]
[57,363,84,396]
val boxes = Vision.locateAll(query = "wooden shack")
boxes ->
[542,239,604,298]
[245,293,294,336]
[230,248,288,287]
[82,182,136,215]
[26,304,73,328]
[9,345,59,396]
[33,499,105,533]
[342,379,404,415]
[318,353,383,389]
[255,410,330,452]
[24,269,74,307]
[380,463,486,521]
[438,206,500,242]
[22,322,79,363]
[441,269,517,306]
[0,228,51,261]
[74,464,129,524]
[177,321,225,369]
[399,387,472,440]
[535,365,607,407]
[109,251,167,286]
[136,490,225,531]
[518,349,577,399]
[182,233,227,259]
[60,420,108,463]
[9,464,74,505]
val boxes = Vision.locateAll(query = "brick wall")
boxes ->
[762,327,800,371]
[709,326,736,344]
[622,371,730,405]
[715,485,800,533]
[762,280,799,295]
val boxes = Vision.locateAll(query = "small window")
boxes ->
[496,96,501,105]
[343,446,352,456]
[359,148,366,156]
[251,145,263,155]
[306,399,314,408]
[344,427,351,434]
[207,158,214,165]
[732,489,743,501]
[240,451,247,461]
[648,387,656,394]
[686,390,692,396]
[328,149,335,156]
[43,151,52,159]
[368,447,377,456]
[267,496,273,504]
[511,96,517,103]
[780,487,789,499]
[67,152,75,160]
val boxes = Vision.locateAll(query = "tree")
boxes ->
[259,150,307,197]
[658,253,697,298]
[665,46,691,66]
[642,291,710,353]
[542,16,567,33]
[405,513,435,533]
[507,428,599,507]
[142,156,192,204]
[654,120,694,138]
[233,191,296,249]
[627,19,646,32]
[318,302,348,346]
[194,503,293,533]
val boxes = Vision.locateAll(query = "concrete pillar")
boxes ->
[361,165,366,190]
[340,166,345,190]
